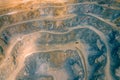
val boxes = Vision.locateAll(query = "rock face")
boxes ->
[0,0,120,80]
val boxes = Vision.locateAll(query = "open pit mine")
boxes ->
[0,0,120,80]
